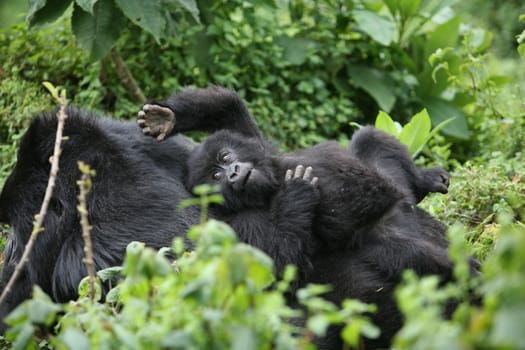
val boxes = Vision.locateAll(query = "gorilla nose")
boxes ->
[228,164,241,182]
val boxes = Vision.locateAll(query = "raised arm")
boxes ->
[138,86,264,141]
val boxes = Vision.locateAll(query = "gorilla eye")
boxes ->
[212,171,222,181]
[219,151,232,163]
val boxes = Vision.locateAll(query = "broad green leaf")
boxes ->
[490,304,525,349]
[375,111,400,137]
[175,0,200,23]
[353,9,396,46]
[426,16,461,57]
[114,0,165,41]
[466,28,493,53]
[59,328,91,350]
[232,326,257,350]
[275,36,317,66]
[27,0,72,27]
[348,66,397,112]
[422,97,470,139]
[383,0,398,16]
[399,109,431,155]
[411,116,455,157]
[28,298,61,325]
[12,323,34,350]
[75,0,98,14]
[71,2,125,59]
[398,0,421,18]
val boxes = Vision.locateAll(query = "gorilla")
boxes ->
[138,87,471,347]
[177,128,453,286]
[0,86,471,348]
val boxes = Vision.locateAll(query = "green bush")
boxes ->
[3,219,378,349]
[1,0,512,155]
[394,217,525,350]
[0,77,53,188]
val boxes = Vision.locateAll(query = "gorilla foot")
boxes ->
[422,166,450,194]
[137,104,175,141]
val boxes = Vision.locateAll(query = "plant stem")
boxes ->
[110,47,146,103]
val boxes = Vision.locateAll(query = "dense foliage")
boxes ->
[0,0,524,348]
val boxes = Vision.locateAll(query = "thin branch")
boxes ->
[0,96,68,305]
[77,163,96,301]
[109,47,146,103]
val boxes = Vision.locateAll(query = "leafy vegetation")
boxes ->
[0,0,524,348]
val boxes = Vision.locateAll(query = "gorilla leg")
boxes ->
[349,126,450,203]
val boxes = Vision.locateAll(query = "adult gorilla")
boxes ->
[0,87,468,348]
[0,87,260,330]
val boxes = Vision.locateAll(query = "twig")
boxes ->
[109,47,146,103]
[0,96,68,305]
[77,162,96,301]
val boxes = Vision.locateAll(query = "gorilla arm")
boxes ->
[138,86,264,141]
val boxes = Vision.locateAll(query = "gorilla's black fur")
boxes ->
[0,86,474,348]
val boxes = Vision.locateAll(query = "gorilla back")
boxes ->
[0,107,200,329]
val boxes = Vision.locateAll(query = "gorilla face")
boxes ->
[186,130,279,212]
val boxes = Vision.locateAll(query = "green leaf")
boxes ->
[422,97,470,140]
[27,0,72,27]
[71,2,124,59]
[175,0,200,23]
[348,66,397,112]
[399,109,431,155]
[426,16,461,56]
[307,314,331,336]
[275,36,317,66]
[75,0,98,14]
[353,9,396,46]
[27,289,61,325]
[77,276,103,301]
[12,323,35,350]
[411,116,455,157]
[114,0,165,41]
[375,111,400,137]
[398,0,421,19]
[59,328,91,350]
[490,304,525,349]
[518,43,525,59]
[232,326,257,350]
[383,0,397,16]
[42,81,60,102]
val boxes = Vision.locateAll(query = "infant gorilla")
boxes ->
[138,86,453,284]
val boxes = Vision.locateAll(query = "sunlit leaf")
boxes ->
[375,111,400,137]
[399,109,431,155]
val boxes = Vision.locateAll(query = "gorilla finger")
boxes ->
[285,169,293,181]
[143,104,152,112]
[142,127,152,135]
[311,177,319,186]
[294,165,305,179]
[303,166,313,180]
[156,132,167,142]
[137,118,146,126]
[138,110,146,119]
